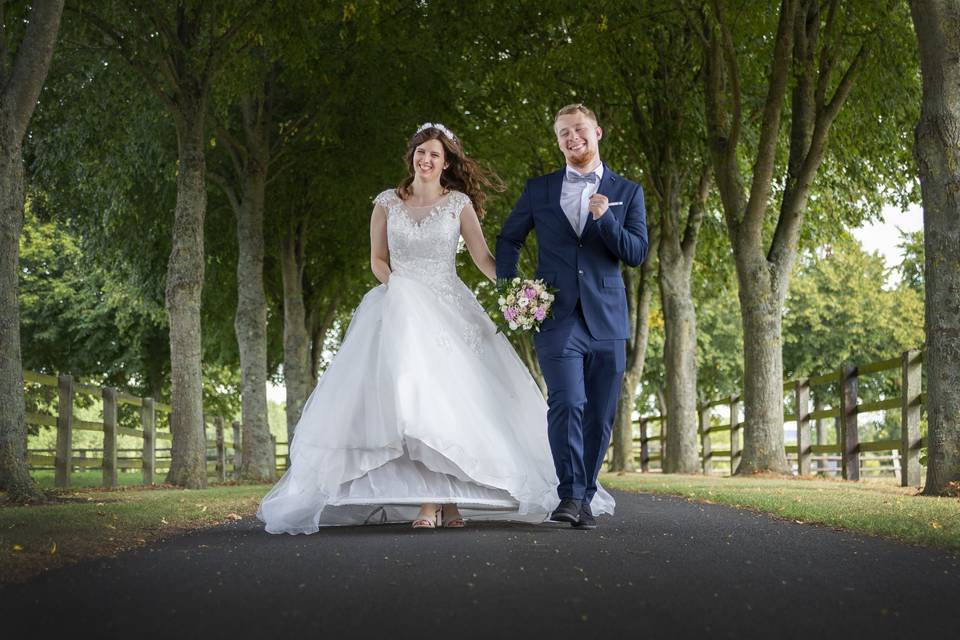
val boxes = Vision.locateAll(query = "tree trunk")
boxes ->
[235,104,272,482]
[0,143,38,502]
[515,333,547,398]
[658,174,706,474]
[281,228,311,443]
[0,0,64,503]
[611,372,642,472]
[699,0,862,475]
[660,255,700,473]
[734,257,791,474]
[610,231,659,472]
[309,293,341,388]
[164,103,209,489]
[912,0,960,495]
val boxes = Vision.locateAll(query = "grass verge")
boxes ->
[1,482,271,584]
[600,472,960,552]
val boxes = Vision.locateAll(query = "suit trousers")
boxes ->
[534,302,626,502]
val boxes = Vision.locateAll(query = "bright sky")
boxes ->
[850,203,924,270]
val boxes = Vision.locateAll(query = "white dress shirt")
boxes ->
[560,163,604,236]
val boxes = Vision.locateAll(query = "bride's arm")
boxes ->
[460,203,496,282]
[370,204,392,284]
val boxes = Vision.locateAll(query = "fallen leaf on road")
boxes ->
[49,542,57,555]
[12,544,23,552]
[225,513,242,521]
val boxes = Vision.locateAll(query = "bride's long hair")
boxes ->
[396,125,504,219]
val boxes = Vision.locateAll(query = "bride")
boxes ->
[257,123,613,533]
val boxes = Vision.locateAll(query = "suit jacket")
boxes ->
[495,163,648,341]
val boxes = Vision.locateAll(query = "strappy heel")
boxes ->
[412,506,441,529]
[441,504,466,528]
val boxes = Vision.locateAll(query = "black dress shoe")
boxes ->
[572,501,596,529]
[549,498,582,523]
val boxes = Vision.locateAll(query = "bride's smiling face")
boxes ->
[413,139,448,182]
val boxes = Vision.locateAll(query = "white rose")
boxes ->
[517,297,529,308]
[498,296,506,305]
[506,294,515,304]
[508,321,518,330]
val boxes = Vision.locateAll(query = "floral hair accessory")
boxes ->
[416,122,457,143]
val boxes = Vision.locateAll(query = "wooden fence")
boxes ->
[629,349,925,486]
[28,349,924,488]
[24,371,242,488]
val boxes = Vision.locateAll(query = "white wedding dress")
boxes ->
[257,189,614,533]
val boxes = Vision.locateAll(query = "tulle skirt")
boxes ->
[257,273,614,533]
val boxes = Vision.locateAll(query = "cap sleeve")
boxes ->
[374,189,398,208]
[451,191,473,217]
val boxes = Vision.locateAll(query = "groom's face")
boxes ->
[554,113,602,168]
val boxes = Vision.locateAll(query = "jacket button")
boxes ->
[578,270,583,275]
[578,243,583,248]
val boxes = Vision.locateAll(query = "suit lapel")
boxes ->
[548,169,579,240]
[580,163,617,240]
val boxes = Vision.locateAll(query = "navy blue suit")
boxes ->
[496,163,648,502]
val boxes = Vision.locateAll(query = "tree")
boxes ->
[910,0,960,495]
[896,229,924,294]
[783,235,925,383]
[608,12,710,473]
[690,0,915,474]
[0,0,64,502]
[209,56,281,482]
[77,1,264,488]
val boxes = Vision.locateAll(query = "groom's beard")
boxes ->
[567,146,597,169]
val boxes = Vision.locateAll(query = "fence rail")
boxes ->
[30,349,923,488]
[24,372,243,488]
[627,349,925,486]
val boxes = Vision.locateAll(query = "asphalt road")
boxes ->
[4,490,959,639]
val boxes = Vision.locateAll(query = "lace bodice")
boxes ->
[374,189,471,284]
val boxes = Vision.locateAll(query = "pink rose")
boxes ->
[504,307,517,321]
[525,288,537,299]
[534,306,546,321]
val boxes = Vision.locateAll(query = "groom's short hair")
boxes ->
[554,103,599,127]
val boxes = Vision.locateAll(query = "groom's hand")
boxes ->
[589,193,609,219]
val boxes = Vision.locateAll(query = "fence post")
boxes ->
[639,418,649,472]
[270,434,278,473]
[232,421,242,479]
[796,379,811,476]
[55,374,74,488]
[658,418,665,467]
[699,407,711,475]
[839,365,860,481]
[141,398,155,485]
[815,395,826,474]
[102,387,118,488]
[215,417,226,483]
[729,395,740,475]
[900,349,922,487]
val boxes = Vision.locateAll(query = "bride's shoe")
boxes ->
[442,504,466,528]
[412,507,441,529]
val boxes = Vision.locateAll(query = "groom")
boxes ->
[496,104,648,530]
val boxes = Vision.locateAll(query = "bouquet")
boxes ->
[495,277,556,333]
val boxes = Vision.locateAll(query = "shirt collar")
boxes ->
[565,162,604,181]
